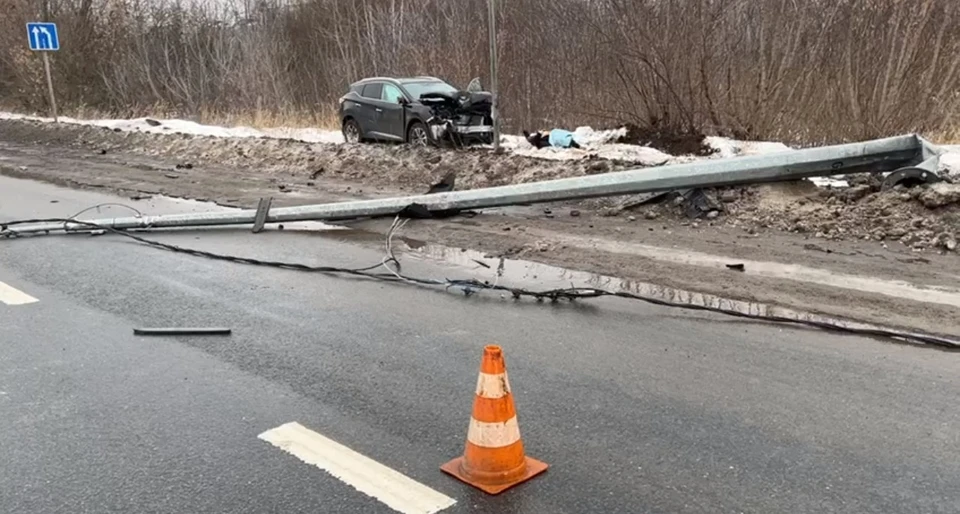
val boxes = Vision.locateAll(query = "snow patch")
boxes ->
[939,145,960,176]
[571,126,628,146]
[500,127,671,165]
[705,136,791,158]
[0,112,344,144]
[807,177,850,188]
[508,144,672,166]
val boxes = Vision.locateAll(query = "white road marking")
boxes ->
[0,281,38,305]
[258,422,456,514]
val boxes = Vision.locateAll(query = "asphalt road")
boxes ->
[2,175,960,514]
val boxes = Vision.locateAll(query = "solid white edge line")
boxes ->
[258,422,456,514]
[0,281,38,305]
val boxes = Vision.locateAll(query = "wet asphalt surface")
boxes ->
[2,175,960,513]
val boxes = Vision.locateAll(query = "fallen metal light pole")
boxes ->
[2,134,941,236]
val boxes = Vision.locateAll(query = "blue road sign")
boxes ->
[26,23,59,51]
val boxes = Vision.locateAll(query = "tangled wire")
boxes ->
[2,208,958,349]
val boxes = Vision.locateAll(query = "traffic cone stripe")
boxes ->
[467,416,522,448]
[471,395,517,423]
[442,345,548,494]
[476,372,511,399]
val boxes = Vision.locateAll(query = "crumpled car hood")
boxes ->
[419,91,492,116]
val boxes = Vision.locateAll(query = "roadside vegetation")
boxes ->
[2,0,959,143]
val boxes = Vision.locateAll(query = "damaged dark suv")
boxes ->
[338,76,494,146]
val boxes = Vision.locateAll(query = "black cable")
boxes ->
[3,217,958,349]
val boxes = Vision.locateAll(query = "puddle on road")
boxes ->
[32,187,957,344]
[63,191,960,309]
[312,228,958,347]
[529,233,960,309]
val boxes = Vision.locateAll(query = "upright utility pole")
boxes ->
[487,0,500,151]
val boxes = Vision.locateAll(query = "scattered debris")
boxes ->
[175,163,194,170]
[144,118,162,127]
[133,327,232,336]
[920,183,960,208]
[164,173,179,179]
[804,243,834,254]
[682,189,720,219]
[130,194,152,201]
[310,167,325,180]
[570,209,581,217]
[726,263,746,271]
[524,129,582,149]
[719,190,739,203]
[620,192,669,210]
[252,197,274,233]
[471,259,491,269]
[427,172,456,194]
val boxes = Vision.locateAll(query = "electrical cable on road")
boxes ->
[2,214,958,349]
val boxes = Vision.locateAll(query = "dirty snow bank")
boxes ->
[0,112,679,166]
[0,112,345,144]
[5,110,956,176]
[704,136,791,158]
[941,145,960,176]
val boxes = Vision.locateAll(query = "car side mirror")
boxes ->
[398,97,410,106]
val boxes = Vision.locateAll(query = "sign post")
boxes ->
[25,22,60,123]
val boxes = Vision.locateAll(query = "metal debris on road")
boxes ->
[133,327,232,336]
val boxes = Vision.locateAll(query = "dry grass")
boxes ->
[200,105,341,130]
[932,126,960,145]
[2,0,959,143]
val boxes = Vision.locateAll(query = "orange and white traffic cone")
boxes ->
[441,345,548,494]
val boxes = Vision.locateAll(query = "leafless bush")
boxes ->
[1,0,959,143]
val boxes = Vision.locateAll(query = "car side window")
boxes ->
[381,84,405,104]
[361,83,383,99]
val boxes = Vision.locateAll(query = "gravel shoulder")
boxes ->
[2,118,959,338]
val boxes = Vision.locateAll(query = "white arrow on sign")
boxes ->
[38,26,51,49]
[30,26,40,49]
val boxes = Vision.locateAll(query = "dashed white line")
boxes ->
[258,422,456,514]
[0,281,38,305]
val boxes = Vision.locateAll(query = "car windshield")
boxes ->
[403,81,458,100]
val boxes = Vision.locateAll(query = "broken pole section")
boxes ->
[1,134,942,237]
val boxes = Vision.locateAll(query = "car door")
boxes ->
[378,83,408,141]
[357,82,383,136]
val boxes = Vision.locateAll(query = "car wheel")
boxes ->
[407,121,430,147]
[342,119,362,144]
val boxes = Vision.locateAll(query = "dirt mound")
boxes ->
[3,118,958,253]
[627,177,960,252]
[0,119,642,192]
[616,122,715,157]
